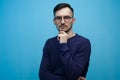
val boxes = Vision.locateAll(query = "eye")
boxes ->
[54,16,62,20]
[64,16,72,19]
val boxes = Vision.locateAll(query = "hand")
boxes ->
[58,31,69,43]
[77,76,86,80]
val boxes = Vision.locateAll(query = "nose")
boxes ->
[61,17,65,24]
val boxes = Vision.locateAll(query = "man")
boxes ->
[39,3,91,80]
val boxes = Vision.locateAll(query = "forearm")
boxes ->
[77,76,86,80]
[40,51,66,80]
[40,57,66,80]
[59,41,91,80]
[40,70,66,80]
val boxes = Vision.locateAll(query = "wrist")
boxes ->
[59,38,68,43]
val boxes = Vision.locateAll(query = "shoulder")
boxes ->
[46,36,57,42]
[74,34,91,49]
[44,36,58,46]
[75,34,91,52]
[75,34,90,43]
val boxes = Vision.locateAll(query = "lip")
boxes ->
[59,26,66,29]
[59,25,67,28]
[58,25,67,31]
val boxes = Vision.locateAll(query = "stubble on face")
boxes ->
[54,7,74,33]
[58,24,72,33]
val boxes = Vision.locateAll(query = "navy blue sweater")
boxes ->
[39,34,91,80]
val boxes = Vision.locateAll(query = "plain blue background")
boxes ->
[0,0,120,80]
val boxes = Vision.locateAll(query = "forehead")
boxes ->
[55,7,72,16]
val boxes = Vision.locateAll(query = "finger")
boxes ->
[57,34,61,40]
[59,31,66,34]
[57,33,60,39]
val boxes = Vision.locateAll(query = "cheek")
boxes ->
[68,22,73,26]
[54,22,60,26]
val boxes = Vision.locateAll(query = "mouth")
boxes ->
[58,24,72,33]
[59,26,67,31]
[59,25,67,28]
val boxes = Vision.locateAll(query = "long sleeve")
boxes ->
[39,40,66,80]
[39,34,91,80]
[59,39,91,80]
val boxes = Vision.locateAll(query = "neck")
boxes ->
[67,30,76,39]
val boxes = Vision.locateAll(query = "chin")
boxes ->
[59,30,66,32]
[59,28,67,31]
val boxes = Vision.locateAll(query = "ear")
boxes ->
[53,19,56,24]
[72,18,76,23]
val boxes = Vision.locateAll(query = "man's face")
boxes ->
[54,7,75,33]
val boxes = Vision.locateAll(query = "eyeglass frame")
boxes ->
[54,16,73,22]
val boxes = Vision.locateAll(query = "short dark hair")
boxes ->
[53,3,74,16]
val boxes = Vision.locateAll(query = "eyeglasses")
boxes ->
[54,16,73,22]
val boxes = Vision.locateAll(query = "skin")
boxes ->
[53,7,86,80]
[53,7,76,43]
